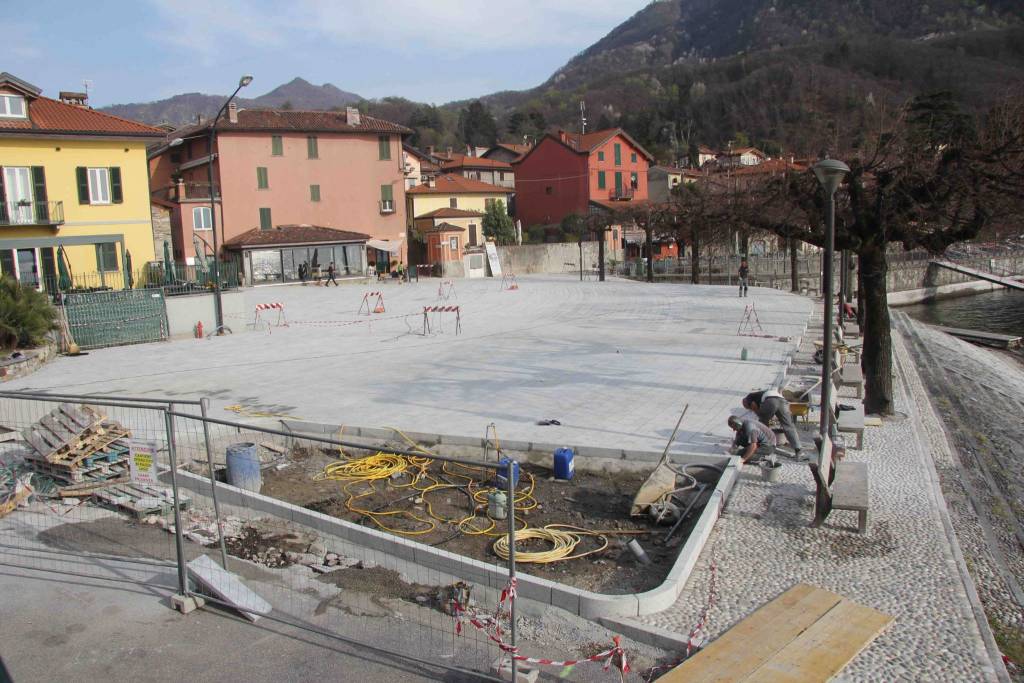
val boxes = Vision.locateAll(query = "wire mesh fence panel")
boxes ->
[169,414,515,678]
[64,289,170,349]
[0,394,185,590]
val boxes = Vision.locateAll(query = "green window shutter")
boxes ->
[76,167,90,204]
[259,207,272,230]
[597,171,606,189]
[307,136,318,159]
[257,167,268,189]
[310,184,320,202]
[109,167,123,203]
[614,144,622,166]
[0,167,6,209]
[378,135,391,160]
[631,152,637,163]
[597,151,604,161]
[31,167,48,222]
[615,172,623,192]
[380,184,393,202]
[271,135,283,156]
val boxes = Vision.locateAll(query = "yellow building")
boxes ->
[0,72,164,290]
[406,173,513,250]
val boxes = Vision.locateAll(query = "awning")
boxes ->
[367,238,404,254]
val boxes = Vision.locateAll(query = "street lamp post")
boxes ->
[812,158,850,439]
[206,75,253,334]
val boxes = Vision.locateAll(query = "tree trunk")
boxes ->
[690,227,700,284]
[858,243,894,415]
[645,228,654,283]
[598,230,606,281]
[789,237,799,292]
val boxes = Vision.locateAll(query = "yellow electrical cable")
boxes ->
[492,524,650,564]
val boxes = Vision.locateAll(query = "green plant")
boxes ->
[482,200,516,245]
[0,278,57,349]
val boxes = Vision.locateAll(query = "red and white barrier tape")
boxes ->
[453,578,629,679]
[423,305,460,313]
[254,302,284,311]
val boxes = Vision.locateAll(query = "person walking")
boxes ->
[324,261,339,287]
[738,258,750,297]
[743,388,806,461]
[727,415,776,465]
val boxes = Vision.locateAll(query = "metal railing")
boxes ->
[609,187,635,200]
[151,182,220,202]
[0,390,518,680]
[0,200,64,226]
[39,261,241,297]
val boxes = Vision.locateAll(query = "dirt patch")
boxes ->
[223,525,312,569]
[261,445,722,594]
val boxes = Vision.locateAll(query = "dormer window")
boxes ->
[0,94,27,118]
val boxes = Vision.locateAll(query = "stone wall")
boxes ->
[496,243,624,275]
[151,203,173,262]
[0,343,56,382]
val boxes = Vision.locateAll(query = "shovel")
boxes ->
[630,405,689,517]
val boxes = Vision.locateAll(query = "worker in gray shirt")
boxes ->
[743,388,806,462]
[727,415,777,465]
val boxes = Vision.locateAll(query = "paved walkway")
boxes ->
[8,276,810,454]
[638,308,1007,681]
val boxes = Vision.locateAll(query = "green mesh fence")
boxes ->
[65,289,169,349]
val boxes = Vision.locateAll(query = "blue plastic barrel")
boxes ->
[553,447,575,480]
[226,442,261,493]
[496,457,520,488]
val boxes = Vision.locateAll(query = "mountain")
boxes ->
[100,78,361,126]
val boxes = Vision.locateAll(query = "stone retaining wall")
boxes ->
[0,343,56,382]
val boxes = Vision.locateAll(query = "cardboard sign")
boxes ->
[484,242,502,277]
[129,440,159,486]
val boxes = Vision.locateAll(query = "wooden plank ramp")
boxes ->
[657,584,892,682]
[933,325,1022,350]
[930,260,1024,291]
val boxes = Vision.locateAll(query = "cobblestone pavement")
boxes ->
[638,311,1007,681]
[896,312,1024,678]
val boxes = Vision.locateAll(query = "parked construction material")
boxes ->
[187,554,271,622]
[631,406,688,516]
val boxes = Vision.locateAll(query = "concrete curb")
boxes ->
[171,443,740,620]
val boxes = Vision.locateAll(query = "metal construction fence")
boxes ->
[64,288,171,349]
[0,390,527,681]
[38,261,242,298]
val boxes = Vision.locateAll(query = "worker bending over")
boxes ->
[743,388,806,462]
[727,415,776,465]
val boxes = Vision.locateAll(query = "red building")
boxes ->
[512,129,653,227]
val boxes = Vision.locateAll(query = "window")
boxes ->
[499,172,506,181]
[630,172,638,189]
[271,135,283,156]
[378,135,391,160]
[597,151,605,161]
[95,243,119,271]
[631,152,637,163]
[193,206,212,230]
[380,185,395,213]
[449,197,458,209]
[307,136,319,159]
[614,143,622,166]
[484,198,496,211]
[613,229,618,241]
[88,167,111,204]
[259,207,272,231]
[597,171,606,189]
[0,95,26,118]
[469,224,478,246]
[256,166,269,189]
[449,236,458,251]
[310,184,321,202]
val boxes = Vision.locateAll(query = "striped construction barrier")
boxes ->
[359,291,386,315]
[253,303,287,328]
[422,305,461,335]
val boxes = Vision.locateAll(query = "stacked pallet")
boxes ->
[22,404,189,517]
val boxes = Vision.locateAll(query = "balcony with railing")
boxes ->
[0,200,65,227]
[609,187,635,201]
[151,182,220,203]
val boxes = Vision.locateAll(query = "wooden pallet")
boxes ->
[92,483,191,519]
[26,454,128,484]
[22,404,133,465]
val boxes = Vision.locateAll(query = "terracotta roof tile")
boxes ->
[406,175,510,195]
[415,207,484,219]
[0,96,164,137]
[418,222,466,234]
[170,108,411,139]
[224,224,370,248]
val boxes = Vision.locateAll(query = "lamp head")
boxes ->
[239,75,254,88]
[169,137,184,147]
[812,158,850,195]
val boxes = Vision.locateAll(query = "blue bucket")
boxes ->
[496,457,520,489]
[226,442,261,493]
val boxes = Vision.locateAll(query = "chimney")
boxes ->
[427,176,436,188]
[59,91,89,108]
[175,178,186,201]
[426,145,435,157]
[227,102,238,124]
[446,146,453,157]
[466,145,474,157]
[346,106,361,126]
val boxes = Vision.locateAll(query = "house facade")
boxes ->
[440,156,515,190]
[512,129,653,228]
[716,147,766,168]
[148,106,411,279]
[482,143,531,164]
[0,72,164,290]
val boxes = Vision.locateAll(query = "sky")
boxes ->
[6,0,654,108]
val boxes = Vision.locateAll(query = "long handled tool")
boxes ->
[631,405,689,517]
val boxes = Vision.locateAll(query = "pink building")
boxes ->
[149,106,411,284]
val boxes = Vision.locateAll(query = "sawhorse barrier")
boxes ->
[423,305,461,335]
[359,291,386,316]
[737,304,768,337]
[501,272,519,291]
[253,303,287,329]
[437,279,456,301]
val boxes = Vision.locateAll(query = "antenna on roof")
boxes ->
[579,101,587,135]
[82,79,93,99]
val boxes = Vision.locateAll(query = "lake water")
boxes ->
[898,289,1024,337]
